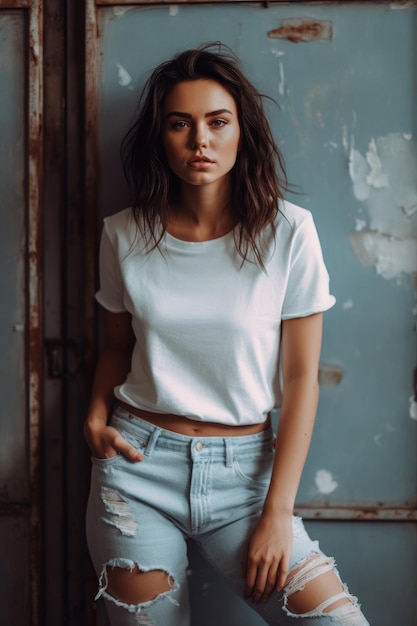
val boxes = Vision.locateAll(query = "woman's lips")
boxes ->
[188,157,215,169]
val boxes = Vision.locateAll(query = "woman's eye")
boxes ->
[211,119,227,127]
[169,119,227,130]
[172,121,189,130]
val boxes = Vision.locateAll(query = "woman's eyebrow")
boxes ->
[165,108,234,119]
[205,109,233,117]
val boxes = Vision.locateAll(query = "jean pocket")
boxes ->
[117,428,148,452]
[91,453,123,468]
[232,450,273,485]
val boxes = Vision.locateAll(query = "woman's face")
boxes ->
[162,79,241,191]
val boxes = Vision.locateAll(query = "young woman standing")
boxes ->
[85,45,370,626]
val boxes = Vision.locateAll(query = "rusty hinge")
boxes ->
[44,339,84,380]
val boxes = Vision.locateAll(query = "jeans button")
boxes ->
[195,442,204,451]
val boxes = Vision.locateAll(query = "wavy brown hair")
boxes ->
[121,43,289,268]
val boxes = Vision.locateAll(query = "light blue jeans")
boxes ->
[86,405,370,625]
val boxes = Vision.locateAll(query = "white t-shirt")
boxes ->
[96,200,335,425]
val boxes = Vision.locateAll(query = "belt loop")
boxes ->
[224,438,233,468]
[144,427,161,457]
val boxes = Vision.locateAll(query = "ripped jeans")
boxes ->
[86,405,370,625]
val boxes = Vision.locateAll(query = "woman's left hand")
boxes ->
[241,510,293,603]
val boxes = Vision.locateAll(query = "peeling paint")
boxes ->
[318,364,344,386]
[342,126,349,154]
[271,48,285,58]
[355,219,367,232]
[268,18,333,43]
[349,147,370,202]
[113,8,130,17]
[365,138,389,190]
[278,62,285,97]
[349,133,417,284]
[315,469,338,495]
[342,299,354,310]
[116,63,132,88]
[373,434,383,448]
[169,6,179,16]
[325,141,338,151]
[409,397,417,420]
[349,133,417,236]
[350,232,417,280]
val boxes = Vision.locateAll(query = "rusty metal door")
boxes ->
[0,2,94,625]
[0,2,42,624]
[84,2,417,624]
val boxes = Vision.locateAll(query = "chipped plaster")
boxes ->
[348,133,417,284]
[409,397,417,420]
[315,469,338,495]
[116,63,133,88]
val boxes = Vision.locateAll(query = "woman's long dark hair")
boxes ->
[121,43,289,268]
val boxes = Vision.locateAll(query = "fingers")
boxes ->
[242,553,289,604]
[244,568,278,604]
[260,577,278,604]
[91,427,143,462]
[243,557,280,604]
[276,556,289,593]
[113,433,144,461]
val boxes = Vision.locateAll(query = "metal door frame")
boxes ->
[84,0,417,526]
[41,0,94,623]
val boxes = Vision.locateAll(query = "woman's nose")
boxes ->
[190,124,207,149]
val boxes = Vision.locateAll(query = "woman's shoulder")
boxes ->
[103,207,135,235]
[102,207,144,248]
[277,199,313,232]
[100,207,149,260]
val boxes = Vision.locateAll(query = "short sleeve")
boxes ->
[281,212,336,319]
[95,224,126,313]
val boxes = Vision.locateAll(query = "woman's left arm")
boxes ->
[242,312,323,604]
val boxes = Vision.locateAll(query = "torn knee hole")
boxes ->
[97,563,174,605]
[284,553,352,616]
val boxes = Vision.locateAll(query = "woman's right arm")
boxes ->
[83,310,143,461]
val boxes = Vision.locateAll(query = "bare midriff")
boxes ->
[119,401,270,437]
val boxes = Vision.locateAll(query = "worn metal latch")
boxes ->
[44,338,84,379]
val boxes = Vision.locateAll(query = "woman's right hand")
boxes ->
[84,422,144,462]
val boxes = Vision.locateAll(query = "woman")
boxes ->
[85,44,370,625]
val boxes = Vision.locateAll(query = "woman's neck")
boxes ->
[167,182,236,242]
